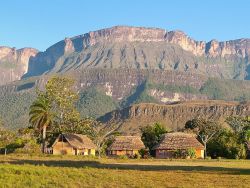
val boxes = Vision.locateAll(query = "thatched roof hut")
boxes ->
[153,132,204,150]
[52,133,96,155]
[53,133,96,149]
[153,132,205,158]
[108,136,145,156]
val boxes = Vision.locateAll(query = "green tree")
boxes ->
[185,118,221,158]
[226,116,250,142]
[29,76,80,152]
[140,122,167,155]
[207,129,247,159]
[226,116,250,133]
[45,76,79,127]
[29,95,53,153]
[0,122,15,155]
[226,116,250,157]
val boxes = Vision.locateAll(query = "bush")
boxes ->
[138,149,150,159]
[174,149,185,158]
[14,139,41,155]
[187,148,196,159]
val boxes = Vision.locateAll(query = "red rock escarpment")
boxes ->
[0,46,38,85]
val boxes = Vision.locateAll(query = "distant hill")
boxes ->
[98,101,250,135]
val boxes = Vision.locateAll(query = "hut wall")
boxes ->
[74,148,96,156]
[75,149,86,155]
[195,149,204,159]
[156,149,205,159]
[133,150,139,155]
[155,150,174,158]
[109,150,138,156]
[53,141,74,155]
[90,149,95,155]
[116,150,127,155]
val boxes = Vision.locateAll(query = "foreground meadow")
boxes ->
[0,155,249,188]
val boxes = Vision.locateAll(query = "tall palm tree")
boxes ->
[29,96,53,153]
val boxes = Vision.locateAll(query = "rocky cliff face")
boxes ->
[0,46,38,85]
[98,101,250,135]
[165,31,250,58]
[73,69,206,101]
[42,26,250,58]
[23,26,250,80]
[1,26,249,82]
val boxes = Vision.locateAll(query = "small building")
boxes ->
[52,133,96,155]
[153,132,205,159]
[107,136,145,157]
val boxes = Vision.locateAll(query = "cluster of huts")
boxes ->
[52,132,205,158]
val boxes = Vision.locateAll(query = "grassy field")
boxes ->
[0,155,249,188]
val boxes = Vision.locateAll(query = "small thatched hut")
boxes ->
[107,136,145,156]
[52,133,96,155]
[153,132,205,159]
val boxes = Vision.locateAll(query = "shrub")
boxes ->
[174,149,185,158]
[187,148,196,159]
[14,139,41,155]
[138,149,150,159]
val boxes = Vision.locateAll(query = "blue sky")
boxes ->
[0,0,249,51]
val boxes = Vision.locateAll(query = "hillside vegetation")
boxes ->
[0,72,250,130]
[77,88,118,118]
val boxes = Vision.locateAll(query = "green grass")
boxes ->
[0,155,249,188]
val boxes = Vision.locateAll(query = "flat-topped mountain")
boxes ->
[0,26,249,84]
[22,26,250,80]
[42,26,250,57]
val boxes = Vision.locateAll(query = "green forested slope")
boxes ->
[1,75,250,130]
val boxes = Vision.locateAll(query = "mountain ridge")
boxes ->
[23,25,250,80]
[36,25,250,58]
[0,25,250,85]
[98,100,250,134]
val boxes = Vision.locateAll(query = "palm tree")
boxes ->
[29,95,53,153]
